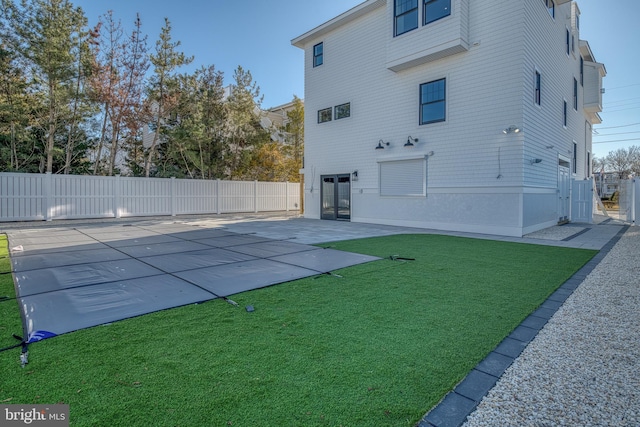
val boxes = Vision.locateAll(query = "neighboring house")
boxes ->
[595,172,620,199]
[292,0,605,237]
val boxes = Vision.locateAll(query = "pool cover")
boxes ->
[6,223,379,343]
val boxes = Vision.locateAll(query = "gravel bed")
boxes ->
[463,227,640,427]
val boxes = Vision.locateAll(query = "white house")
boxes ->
[292,0,605,237]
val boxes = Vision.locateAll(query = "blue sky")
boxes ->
[71,0,638,159]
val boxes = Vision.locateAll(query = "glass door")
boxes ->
[321,174,351,220]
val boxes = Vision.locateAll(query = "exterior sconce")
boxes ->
[405,136,418,147]
[376,140,390,150]
[530,158,543,164]
[503,125,521,134]
[352,170,358,181]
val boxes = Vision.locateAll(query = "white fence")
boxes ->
[0,172,300,222]
[618,178,639,226]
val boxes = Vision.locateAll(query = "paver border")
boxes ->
[418,225,630,427]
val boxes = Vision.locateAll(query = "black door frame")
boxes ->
[321,174,351,221]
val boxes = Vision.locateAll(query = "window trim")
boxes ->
[419,78,446,125]
[334,102,351,120]
[394,0,419,36]
[424,0,451,25]
[313,42,323,67]
[317,107,332,123]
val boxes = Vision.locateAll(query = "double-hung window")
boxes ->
[573,78,578,110]
[534,71,541,106]
[580,57,584,86]
[395,0,418,36]
[563,100,568,127]
[420,78,446,125]
[313,43,323,67]
[566,29,570,55]
[424,0,450,25]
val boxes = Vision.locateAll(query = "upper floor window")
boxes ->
[318,107,332,123]
[573,142,578,173]
[424,0,450,25]
[313,43,323,67]
[395,0,418,36]
[563,100,568,127]
[420,78,446,124]
[566,29,570,55]
[580,57,584,86]
[534,71,541,106]
[335,103,351,120]
[573,78,578,110]
[543,0,555,18]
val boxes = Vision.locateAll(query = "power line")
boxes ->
[593,138,640,144]
[593,131,640,137]
[595,122,640,130]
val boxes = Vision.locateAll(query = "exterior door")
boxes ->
[558,159,571,223]
[321,174,351,220]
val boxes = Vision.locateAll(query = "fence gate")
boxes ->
[619,178,638,226]
[571,178,593,224]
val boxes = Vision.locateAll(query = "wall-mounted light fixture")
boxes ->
[405,136,418,147]
[502,125,521,134]
[530,158,543,165]
[427,151,435,157]
[375,140,390,150]
[545,145,554,149]
[352,170,358,181]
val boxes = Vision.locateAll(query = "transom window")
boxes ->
[334,103,351,120]
[318,108,332,123]
[420,78,446,125]
[395,0,418,36]
[313,42,323,67]
[424,0,450,25]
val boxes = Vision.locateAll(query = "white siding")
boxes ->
[296,0,602,237]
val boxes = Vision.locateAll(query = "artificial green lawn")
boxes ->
[0,234,596,426]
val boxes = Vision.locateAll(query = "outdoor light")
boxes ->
[503,125,521,134]
[405,136,418,147]
[530,158,543,164]
[376,140,390,150]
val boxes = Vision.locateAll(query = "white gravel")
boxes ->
[463,227,640,427]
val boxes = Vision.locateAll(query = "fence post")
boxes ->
[171,177,176,216]
[254,181,258,213]
[44,172,52,221]
[286,181,289,212]
[216,179,221,215]
[114,175,121,218]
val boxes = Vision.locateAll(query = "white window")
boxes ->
[379,157,426,196]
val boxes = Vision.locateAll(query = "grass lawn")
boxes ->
[0,234,596,426]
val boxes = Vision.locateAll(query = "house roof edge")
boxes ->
[291,0,386,48]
